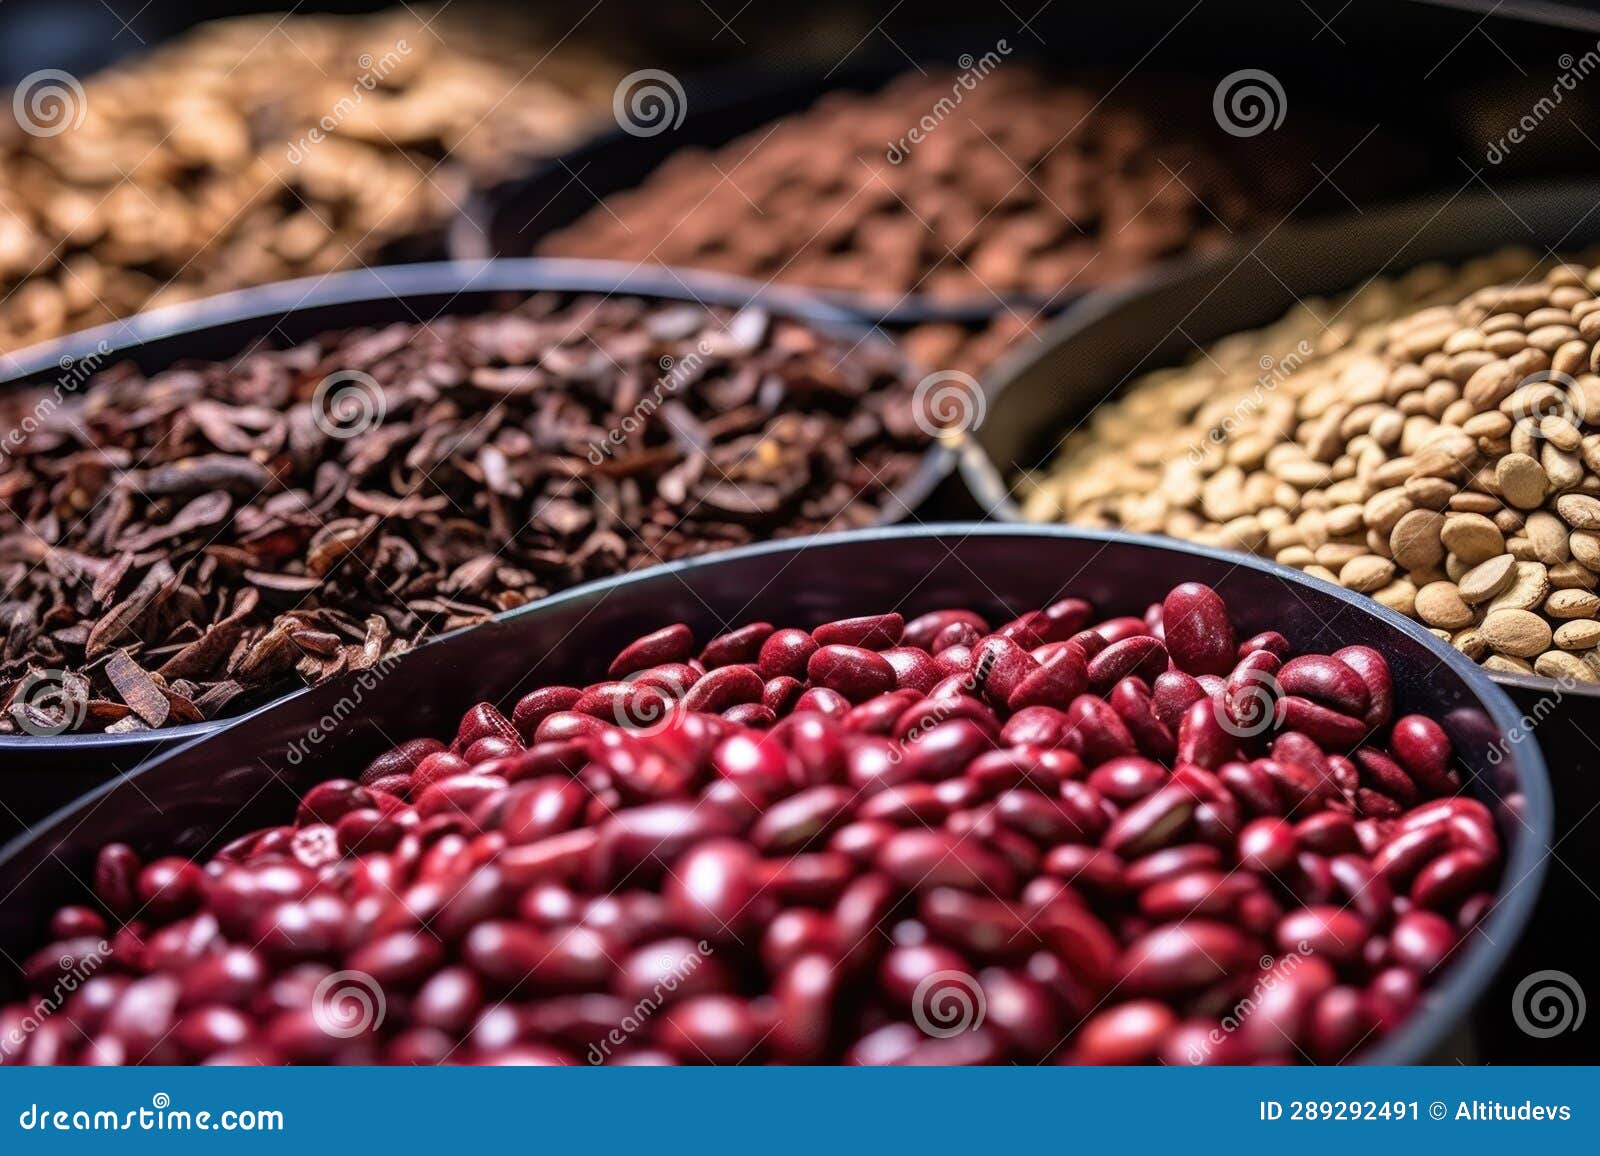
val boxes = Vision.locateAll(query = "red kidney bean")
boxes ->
[1276,905,1367,964]
[1103,786,1194,857]
[806,644,899,702]
[1332,645,1393,729]
[969,636,1038,707]
[1410,849,1496,913]
[812,613,903,651]
[656,995,764,1065]
[1389,910,1459,974]
[609,624,695,677]
[1071,1000,1179,1064]
[758,628,819,680]
[1108,677,1177,759]
[1087,636,1168,691]
[1161,583,1236,676]
[1278,696,1370,749]
[1067,694,1138,765]
[1277,655,1371,718]
[699,622,774,668]
[1119,921,1256,994]
[1140,869,1250,921]
[1007,645,1089,711]
[1389,714,1459,794]
[902,609,988,651]
[1236,956,1337,1060]
[1175,698,1237,770]
[1150,670,1208,734]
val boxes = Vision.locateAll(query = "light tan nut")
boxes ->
[1496,453,1548,509]
[1440,512,1504,563]
[1456,553,1517,603]
[1389,509,1446,571]
[1480,608,1553,657]
[1485,560,1552,613]
[1554,619,1600,650]
[1415,581,1475,629]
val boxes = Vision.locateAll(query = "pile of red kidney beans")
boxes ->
[4,582,1503,1065]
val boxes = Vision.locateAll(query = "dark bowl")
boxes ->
[0,524,1552,1064]
[0,259,954,833]
[959,183,1600,1059]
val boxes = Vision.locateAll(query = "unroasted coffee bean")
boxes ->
[4,581,1500,1065]
[1024,252,1600,678]
[0,294,927,733]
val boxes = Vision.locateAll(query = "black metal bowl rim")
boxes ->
[14,521,1551,1066]
[0,257,957,751]
[453,58,1108,326]
[958,175,1600,700]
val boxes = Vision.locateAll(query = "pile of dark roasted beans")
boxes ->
[2,581,1502,1065]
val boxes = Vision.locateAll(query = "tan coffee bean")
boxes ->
[1534,650,1600,682]
[1439,513,1504,563]
[1480,608,1553,657]
[1496,453,1548,509]
[1553,619,1600,650]
[1525,510,1572,564]
[1340,554,1396,593]
[1556,493,1600,529]
[1483,653,1536,675]
[1389,509,1446,570]
[1570,530,1600,571]
[1549,560,1600,589]
[1415,581,1475,629]
[1547,588,1600,618]
[1372,579,1417,616]
[1457,553,1517,603]
[1485,561,1552,613]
